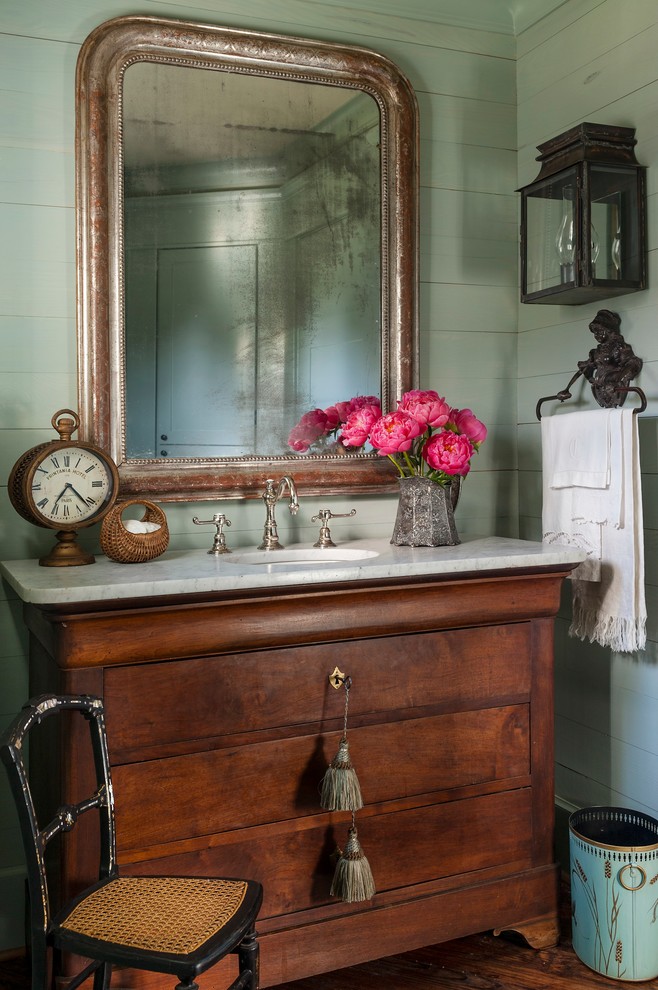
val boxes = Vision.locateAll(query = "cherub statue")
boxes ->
[577,309,643,408]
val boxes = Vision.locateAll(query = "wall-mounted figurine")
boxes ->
[536,309,646,419]
[577,309,643,408]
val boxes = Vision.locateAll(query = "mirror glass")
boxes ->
[123,64,380,459]
[77,17,418,499]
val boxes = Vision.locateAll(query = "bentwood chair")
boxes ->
[1,694,263,990]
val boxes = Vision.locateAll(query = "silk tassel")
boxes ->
[320,736,363,812]
[330,823,376,903]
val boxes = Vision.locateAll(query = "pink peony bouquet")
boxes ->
[288,389,486,487]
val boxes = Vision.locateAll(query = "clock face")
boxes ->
[28,445,115,527]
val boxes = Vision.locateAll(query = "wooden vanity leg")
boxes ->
[493,916,560,949]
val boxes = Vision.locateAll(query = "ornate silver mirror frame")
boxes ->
[76,15,419,500]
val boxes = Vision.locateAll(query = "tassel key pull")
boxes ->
[320,673,362,812]
[321,671,375,903]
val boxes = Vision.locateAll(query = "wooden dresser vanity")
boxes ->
[1,537,582,989]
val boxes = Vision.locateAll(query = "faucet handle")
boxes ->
[192,513,232,555]
[310,508,356,548]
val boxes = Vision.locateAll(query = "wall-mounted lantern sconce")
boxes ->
[519,123,646,304]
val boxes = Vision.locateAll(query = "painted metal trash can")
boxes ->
[569,807,658,981]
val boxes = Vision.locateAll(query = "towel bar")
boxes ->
[536,378,647,419]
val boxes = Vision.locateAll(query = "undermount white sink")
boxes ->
[226,547,379,565]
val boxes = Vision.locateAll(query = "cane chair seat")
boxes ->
[60,877,248,954]
[1,694,263,990]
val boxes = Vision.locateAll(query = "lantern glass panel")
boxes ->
[524,167,578,296]
[590,165,641,283]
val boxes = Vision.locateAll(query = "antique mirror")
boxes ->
[76,15,418,499]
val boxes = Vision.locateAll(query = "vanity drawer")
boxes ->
[104,622,532,759]
[113,705,529,850]
[121,787,534,919]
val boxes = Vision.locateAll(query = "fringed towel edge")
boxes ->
[570,600,647,654]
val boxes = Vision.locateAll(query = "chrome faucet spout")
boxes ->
[277,475,299,515]
[258,476,299,550]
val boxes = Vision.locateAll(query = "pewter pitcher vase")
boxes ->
[391,476,460,547]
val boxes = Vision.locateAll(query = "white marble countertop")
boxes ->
[0,536,584,606]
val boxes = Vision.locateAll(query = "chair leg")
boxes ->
[30,951,49,990]
[174,981,199,990]
[30,930,51,990]
[93,962,112,990]
[238,930,260,990]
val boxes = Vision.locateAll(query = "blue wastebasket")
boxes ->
[570,807,658,981]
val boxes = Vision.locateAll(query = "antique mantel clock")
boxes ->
[8,408,119,566]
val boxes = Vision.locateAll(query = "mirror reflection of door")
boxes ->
[125,205,260,458]
[122,60,381,460]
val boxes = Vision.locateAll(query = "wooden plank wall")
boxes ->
[516,0,658,824]
[0,0,517,951]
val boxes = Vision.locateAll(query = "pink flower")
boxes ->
[370,410,423,455]
[287,409,329,452]
[333,395,381,424]
[423,431,474,476]
[449,407,487,446]
[340,404,381,448]
[350,394,380,412]
[333,400,355,423]
[399,389,451,429]
[323,405,341,431]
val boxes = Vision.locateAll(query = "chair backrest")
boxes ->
[0,694,116,959]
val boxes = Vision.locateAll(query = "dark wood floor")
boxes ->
[0,886,653,990]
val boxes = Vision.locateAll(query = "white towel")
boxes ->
[550,408,612,490]
[541,408,646,653]
[542,411,605,581]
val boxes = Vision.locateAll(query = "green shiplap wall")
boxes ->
[0,0,517,951]
[516,0,658,824]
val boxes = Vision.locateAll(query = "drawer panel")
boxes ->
[120,787,533,919]
[104,623,532,756]
[114,705,529,849]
